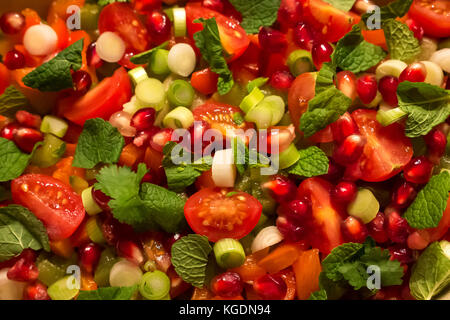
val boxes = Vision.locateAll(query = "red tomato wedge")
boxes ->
[0,63,10,95]
[186,3,250,62]
[184,188,262,242]
[350,109,413,182]
[297,177,344,255]
[409,0,450,38]
[11,174,85,241]
[59,67,132,126]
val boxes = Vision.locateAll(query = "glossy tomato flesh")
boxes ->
[409,0,450,38]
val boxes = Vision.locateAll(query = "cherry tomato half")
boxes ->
[409,0,450,38]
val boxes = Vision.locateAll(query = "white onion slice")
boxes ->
[96,31,126,63]
[109,259,143,287]
[375,59,407,80]
[421,61,444,87]
[23,24,58,56]
[430,49,450,74]
[168,43,196,77]
[251,226,284,253]
[212,149,236,188]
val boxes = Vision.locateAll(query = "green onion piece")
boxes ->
[94,248,117,287]
[154,102,171,128]
[287,49,314,77]
[278,143,301,169]
[163,106,194,129]
[37,258,67,287]
[347,188,380,224]
[128,67,149,86]
[239,87,264,114]
[149,49,170,77]
[40,115,68,138]
[247,77,269,93]
[376,107,408,126]
[135,78,166,111]
[31,133,66,168]
[143,260,157,272]
[81,186,102,216]
[109,260,143,287]
[167,79,195,107]
[47,276,79,300]
[86,216,106,244]
[213,238,246,269]
[139,270,171,300]
[260,95,285,126]
[80,3,100,31]
[172,8,187,37]
[244,103,273,129]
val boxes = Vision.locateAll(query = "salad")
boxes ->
[0,0,449,301]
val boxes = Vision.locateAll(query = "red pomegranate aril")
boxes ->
[133,127,159,147]
[333,134,366,165]
[131,108,156,131]
[211,272,243,298]
[258,27,288,54]
[150,128,174,153]
[4,49,26,70]
[13,127,43,153]
[424,129,447,159]
[321,158,345,182]
[79,243,102,273]
[367,212,389,243]
[270,70,294,91]
[341,216,368,243]
[311,41,333,70]
[399,62,427,83]
[407,231,430,250]
[253,274,287,300]
[278,0,303,30]
[356,74,378,104]
[92,188,111,211]
[0,12,25,35]
[388,244,414,264]
[147,10,171,44]
[263,175,297,204]
[116,240,144,265]
[386,210,410,244]
[337,71,357,101]
[189,120,211,153]
[293,23,314,50]
[332,181,357,203]
[72,70,92,96]
[86,42,104,69]
[15,111,41,129]
[203,0,224,12]
[1,122,19,140]
[405,19,424,41]
[7,258,39,282]
[331,112,359,143]
[24,282,50,300]
[276,216,306,242]
[283,198,311,223]
[403,156,433,184]
[163,232,186,252]
[391,181,417,209]
[378,76,399,106]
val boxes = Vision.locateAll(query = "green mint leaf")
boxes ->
[0,185,11,202]
[360,245,403,287]
[410,241,450,300]
[22,39,84,91]
[98,0,129,6]
[404,171,450,229]
[0,205,50,262]
[232,138,270,175]
[0,137,33,182]
[382,19,420,63]
[397,81,450,138]
[73,118,125,169]
[308,289,328,300]
[287,146,329,178]
[332,25,386,73]
[338,261,367,290]
[323,0,356,11]
[77,286,138,300]
[229,0,281,34]
[315,63,336,95]
[129,41,168,65]
[193,18,234,95]
[362,0,413,23]
[322,242,365,282]
[299,86,352,137]
[247,77,269,93]
[171,234,212,288]
[0,86,29,117]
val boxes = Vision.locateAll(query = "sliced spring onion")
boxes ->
[287,49,314,77]
[212,149,236,188]
[247,77,269,93]
[37,259,66,287]
[376,107,408,127]
[80,3,100,31]
[96,31,126,63]
[128,67,149,86]
[261,95,285,126]
[278,143,300,170]
[375,59,407,80]
[139,270,171,300]
[149,49,170,76]
[430,49,450,73]
[0,269,27,300]
[418,37,438,60]
[245,104,273,129]
[109,259,143,287]
[143,260,157,273]
[163,106,194,129]
[31,134,66,168]
[239,87,264,114]
[167,79,195,107]
[94,248,117,287]
[47,276,79,300]
[364,91,382,108]
[172,8,187,37]
[135,78,166,111]
[154,102,171,128]
[70,175,89,195]
[86,216,106,244]
[421,60,444,87]
[347,188,380,224]
[251,226,283,253]
[23,24,58,56]
[81,186,102,216]
[122,96,141,115]
[213,238,246,269]
[40,115,68,138]
[168,43,196,77]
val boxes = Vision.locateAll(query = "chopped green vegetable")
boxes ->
[139,271,171,300]
[228,0,282,34]
[129,41,168,65]
[0,86,28,117]
[78,286,137,300]
[286,146,329,178]
[0,137,35,182]
[382,19,420,63]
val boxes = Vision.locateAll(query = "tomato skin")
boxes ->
[190,68,218,95]
[184,188,262,242]
[186,3,249,62]
[288,72,316,133]
[350,109,413,182]
[60,67,132,126]
[98,2,149,52]
[409,0,450,38]
[11,174,85,241]
[0,63,10,95]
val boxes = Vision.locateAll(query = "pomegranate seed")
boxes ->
[270,70,294,90]
[311,41,333,69]
[92,188,111,211]
[150,128,174,153]
[100,214,122,245]
[7,258,39,282]
[72,70,92,95]
[276,216,306,242]
[321,158,345,182]
[211,272,243,298]
[24,282,50,300]
[332,181,357,203]
[133,127,159,148]
[278,0,303,29]
[386,210,410,244]
[278,198,311,223]
[79,243,102,273]
[86,42,104,69]
[189,120,211,154]
[356,74,378,104]
[333,134,366,165]
[378,76,399,106]
[263,175,297,204]
[131,108,156,131]
[0,12,25,35]
[407,231,430,250]
[367,212,388,243]
[405,19,424,41]
[341,216,368,243]
[424,129,447,159]
[258,27,287,53]
[116,240,144,265]
[203,0,224,12]
[4,49,25,70]
[399,62,427,83]
[388,244,414,264]
[109,111,137,137]
[163,232,186,252]
[0,122,19,140]
[15,111,41,129]
[254,274,287,300]
[391,181,417,208]
[147,10,171,44]
[293,23,314,50]
[336,71,357,101]
[13,127,43,153]
[343,160,363,182]
[403,156,433,184]
[331,112,359,143]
